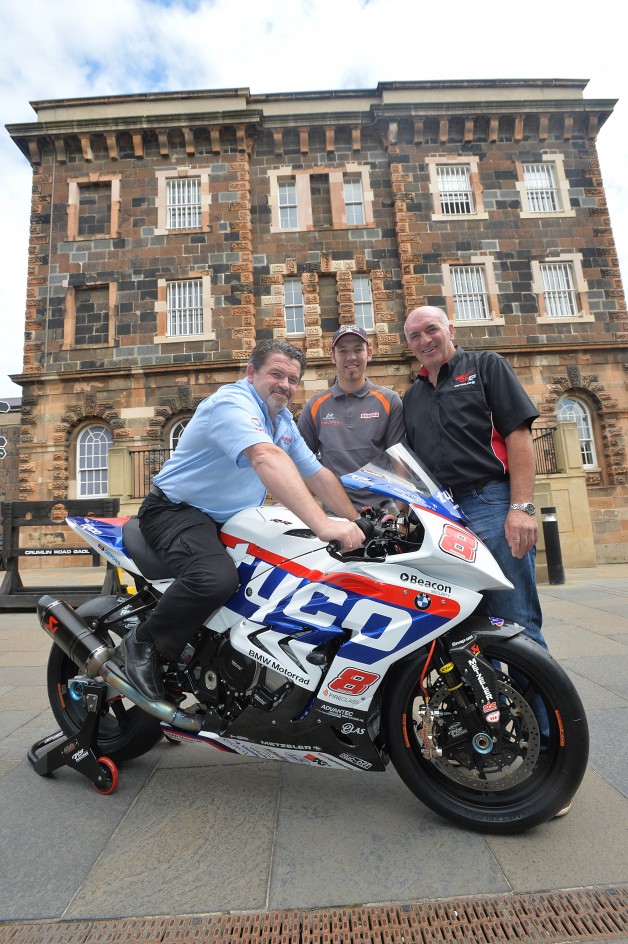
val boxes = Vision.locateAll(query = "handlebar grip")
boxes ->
[355,516,375,541]
[326,539,347,561]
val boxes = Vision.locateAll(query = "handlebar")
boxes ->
[326,539,344,561]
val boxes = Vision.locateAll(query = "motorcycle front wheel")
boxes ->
[383,632,589,834]
[46,600,163,764]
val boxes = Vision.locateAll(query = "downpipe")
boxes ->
[37,595,202,733]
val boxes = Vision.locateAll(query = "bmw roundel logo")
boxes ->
[414,593,431,610]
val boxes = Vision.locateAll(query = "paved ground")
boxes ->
[0,562,626,941]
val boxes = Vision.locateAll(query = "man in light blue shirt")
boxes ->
[117,339,365,702]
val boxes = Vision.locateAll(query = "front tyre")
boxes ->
[383,633,589,833]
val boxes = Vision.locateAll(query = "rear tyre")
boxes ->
[384,632,589,833]
[46,600,163,764]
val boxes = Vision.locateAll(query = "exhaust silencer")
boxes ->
[38,595,111,677]
[38,594,204,733]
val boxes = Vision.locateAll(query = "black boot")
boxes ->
[116,627,165,701]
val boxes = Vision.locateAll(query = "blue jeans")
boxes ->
[456,480,548,651]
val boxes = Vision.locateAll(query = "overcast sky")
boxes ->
[1,0,626,398]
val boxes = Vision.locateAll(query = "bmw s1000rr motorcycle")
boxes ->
[35,443,588,833]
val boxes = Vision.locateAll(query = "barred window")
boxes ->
[167,279,203,336]
[541,263,578,318]
[77,425,112,498]
[557,397,597,468]
[436,164,474,215]
[353,276,374,331]
[451,266,490,320]
[167,177,201,229]
[523,163,560,213]
[344,175,366,225]
[278,178,298,229]
[284,278,304,334]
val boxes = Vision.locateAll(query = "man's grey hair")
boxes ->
[248,339,307,377]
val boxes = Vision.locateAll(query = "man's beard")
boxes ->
[267,392,289,414]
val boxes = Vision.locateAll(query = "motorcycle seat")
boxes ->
[122,517,172,580]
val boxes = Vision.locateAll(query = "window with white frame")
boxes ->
[540,262,578,318]
[427,157,487,221]
[155,168,211,234]
[77,425,112,497]
[523,162,560,213]
[517,155,574,219]
[436,164,474,215]
[167,279,203,336]
[450,266,490,320]
[269,165,374,233]
[284,278,305,334]
[278,178,298,229]
[557,397,597,468]
[167,177,201,230]
[170,419,189,451]
[352,275,374,331]
[343,175,366,226]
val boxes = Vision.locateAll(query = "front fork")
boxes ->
[418,633,502,758]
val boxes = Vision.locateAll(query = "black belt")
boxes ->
[149,484,171,501]
[447,476,509,499]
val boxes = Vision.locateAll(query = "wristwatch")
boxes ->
[509,502,536,516]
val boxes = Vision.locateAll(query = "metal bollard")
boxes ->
[541,506,565,585]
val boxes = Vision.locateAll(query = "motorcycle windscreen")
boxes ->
[341,443,465,524]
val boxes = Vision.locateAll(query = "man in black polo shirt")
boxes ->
[403,305,547,651]
[298,325,405,510]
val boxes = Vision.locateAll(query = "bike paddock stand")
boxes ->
[27,677,119,794]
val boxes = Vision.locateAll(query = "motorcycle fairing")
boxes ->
[159,725,385,771]
[65,516,141,574]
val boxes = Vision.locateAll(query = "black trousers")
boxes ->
[136,492,239,660]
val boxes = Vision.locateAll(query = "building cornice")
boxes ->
[6,79,617,165]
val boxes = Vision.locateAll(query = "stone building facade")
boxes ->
[5,80,628,562]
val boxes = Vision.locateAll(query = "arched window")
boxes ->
[169,419,189,452]
[77,425,112,497]
[557,397,597,468]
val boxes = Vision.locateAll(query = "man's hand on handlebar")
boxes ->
[317,519,365,554]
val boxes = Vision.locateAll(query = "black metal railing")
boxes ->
[131,448,171,499]
[130,428,559,500]
[532,426,559,475]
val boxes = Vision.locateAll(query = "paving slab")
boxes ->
[0,748,163,921]
[586,706,628,796]
[268,763,510,911]
[64,761,282,919]
[485,767,628,892]
[561,653,628,700]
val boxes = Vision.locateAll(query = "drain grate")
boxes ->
[0,887,626,943]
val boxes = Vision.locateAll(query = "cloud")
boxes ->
[1,0,626,396]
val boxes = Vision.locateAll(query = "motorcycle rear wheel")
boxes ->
[46,601,163,764]
[384,632,589,834]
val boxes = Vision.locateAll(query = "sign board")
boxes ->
[18,547,94,557]
[0,401,10,413]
